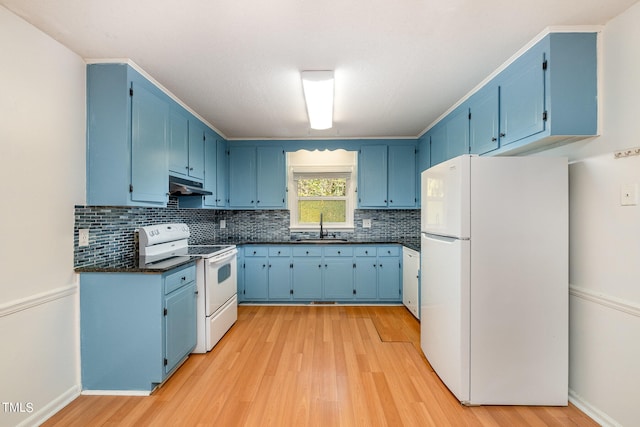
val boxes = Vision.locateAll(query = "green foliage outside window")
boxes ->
[297,178,347,223]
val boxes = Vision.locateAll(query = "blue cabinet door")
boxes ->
[378,253,401,301]
[499,41,546,146]
[446,105,470,159]
[187,120,205,180]
[202,130,217,208]
[237,249,245,303]
[243,257,268,300]
[429,123,447,167]
[268,257,292,300]
[216,140,228,207]
[323,258,354,300]
[228,146,257,208]
[130,80,169,204]
[359,145,388,207]
[354,247,377,300]
[164,282,197,374]
[388,145,416,208]
[168,108,189,177]
[418,133,431,173]
[469,84,499,154]
[292,258,323,300]
[256,146,286,208]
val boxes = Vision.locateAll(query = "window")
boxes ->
[287,150,356,231]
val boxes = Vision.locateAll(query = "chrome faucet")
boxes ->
[320,212,328,239]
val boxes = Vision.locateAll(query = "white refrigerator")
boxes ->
[420,154,568,406]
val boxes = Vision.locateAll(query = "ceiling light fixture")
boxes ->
[301,70,334,130]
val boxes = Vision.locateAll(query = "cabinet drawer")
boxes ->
[292,246,322,257]
[378,246,400,257]
[165,264,196,295]
[245,247,268,257]
[323,246,353,257]
[269,247,291,257]
[354,246,376,257]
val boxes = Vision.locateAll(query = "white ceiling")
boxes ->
[2,0,637,139]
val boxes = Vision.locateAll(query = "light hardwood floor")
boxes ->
[44,305,597,426]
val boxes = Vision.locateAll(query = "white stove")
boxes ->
[138,224,238,353]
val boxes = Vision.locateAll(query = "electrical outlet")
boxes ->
[620,183,638,206]
[363,219,372,228]
[79,229,90,247]
[220,219,226,229]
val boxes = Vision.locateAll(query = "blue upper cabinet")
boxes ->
[358,145,388,208]
[388,145,417,208]
[87,63,170,206]
[445,105,470,159]
[216,140,229,207]
[359,144,417,209]
[495,32,597,154]
[177,128,228,210]
[498,39,546,148]
[469,83,499,155]
[187,119,205,181]
[168,107,190,178]
[169,107,205,181]
[429,123,447,167]
[228,145,286,209]
[256,146,286,208]
[425,31,597,162]
[228,145,257,208]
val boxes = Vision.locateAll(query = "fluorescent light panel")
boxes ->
[301,70,334,130]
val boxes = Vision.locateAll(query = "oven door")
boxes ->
[205,249,238,316]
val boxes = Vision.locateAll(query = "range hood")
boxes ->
[169,176,212,196]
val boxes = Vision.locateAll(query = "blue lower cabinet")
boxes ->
[268,256,293,300]
[80,263,197,392]
[354,248,378,300]
[323,257,355,300]
[243,252,269,301]
[292,257,323,300]
[377,246,402,300]
[238,244,403,303]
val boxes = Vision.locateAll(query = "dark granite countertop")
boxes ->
[75,256,196,274]
[231,240,420,252]
[75,241,419,273]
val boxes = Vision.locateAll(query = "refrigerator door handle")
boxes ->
[421,232,468,242]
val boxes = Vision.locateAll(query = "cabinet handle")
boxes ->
[269,264,272,268]
[251,200,254,204]
[194,290,199,295]
[181,276,186,281]
[262,264,266,268]
[185,166,189,170]
[189,167,194,171]
[257,200,260,204]
[491,137,497,141]
[253,251,257,255]
[306,251,309,255]
[325,264,328,268]
[379,264,383,267]
[338,251,341,254]
[384,199,387,203]
[373,264,377,267]
[500,132,506,137]
[318,264,322,268]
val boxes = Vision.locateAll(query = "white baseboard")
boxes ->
[569,389,622,427]
[17,384,80,427]
[81,389,151,396]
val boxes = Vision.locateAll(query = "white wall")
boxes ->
[0,6,86,427]
[543,2,640,425]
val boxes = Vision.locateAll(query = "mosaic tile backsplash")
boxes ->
[74,198,420,267]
